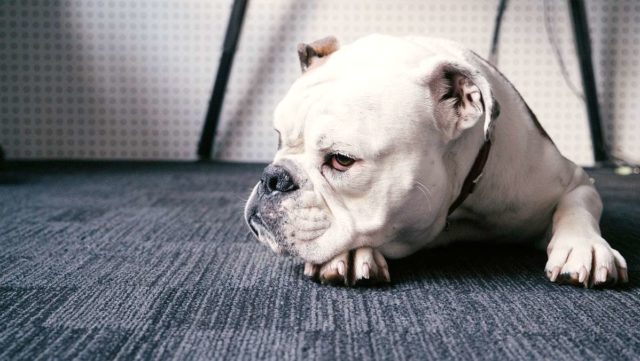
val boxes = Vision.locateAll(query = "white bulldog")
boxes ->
[244,34,627,288]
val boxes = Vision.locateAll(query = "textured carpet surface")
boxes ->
[0,162,639,360]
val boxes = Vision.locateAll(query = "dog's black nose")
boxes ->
[261,164,298,194]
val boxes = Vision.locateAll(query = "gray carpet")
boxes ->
[0,161,639,360]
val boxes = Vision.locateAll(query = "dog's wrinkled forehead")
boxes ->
[274,73,418,159]
[275,36,432,156]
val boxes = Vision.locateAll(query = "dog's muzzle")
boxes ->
[245,164,299,252]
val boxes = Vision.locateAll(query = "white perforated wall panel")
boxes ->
[0,0,230,159]
[0,0,638,165]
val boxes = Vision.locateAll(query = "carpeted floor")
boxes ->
[0,161,639,360]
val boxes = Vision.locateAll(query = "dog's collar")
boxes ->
[446,138,492,217]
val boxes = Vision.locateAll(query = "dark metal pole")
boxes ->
[568,0,609,164]
[197,0,250,161]
[0,144,5,171]
[488,0,509,65]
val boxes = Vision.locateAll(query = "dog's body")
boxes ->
[245,35,627,287]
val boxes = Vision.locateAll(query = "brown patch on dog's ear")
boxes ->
[297,36,340,72]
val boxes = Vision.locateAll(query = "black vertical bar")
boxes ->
[568,0,609,164]
[489,0,509,61]
[197,0,249,161]
[0,144,4,170]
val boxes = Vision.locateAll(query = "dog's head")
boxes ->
[245,35,495,264]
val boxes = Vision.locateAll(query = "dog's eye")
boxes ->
[329,153,356,171]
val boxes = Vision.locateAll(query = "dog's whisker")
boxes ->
[234,195,249,202]
[414,181,433,213]
[415,181,433,198]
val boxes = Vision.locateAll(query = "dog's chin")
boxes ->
[248,217,294,256]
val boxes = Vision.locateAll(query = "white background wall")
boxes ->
[0,0,638,165]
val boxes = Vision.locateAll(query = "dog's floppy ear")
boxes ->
[297,36,340,72]
[421,58,499,141]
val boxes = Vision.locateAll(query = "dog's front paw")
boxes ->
[304,252,350,286]
[303,247,390,287]
[545,237,628,288]
[351,247,391,286]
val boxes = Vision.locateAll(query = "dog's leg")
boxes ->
[545,178,628,287]
[304,247,390,286]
